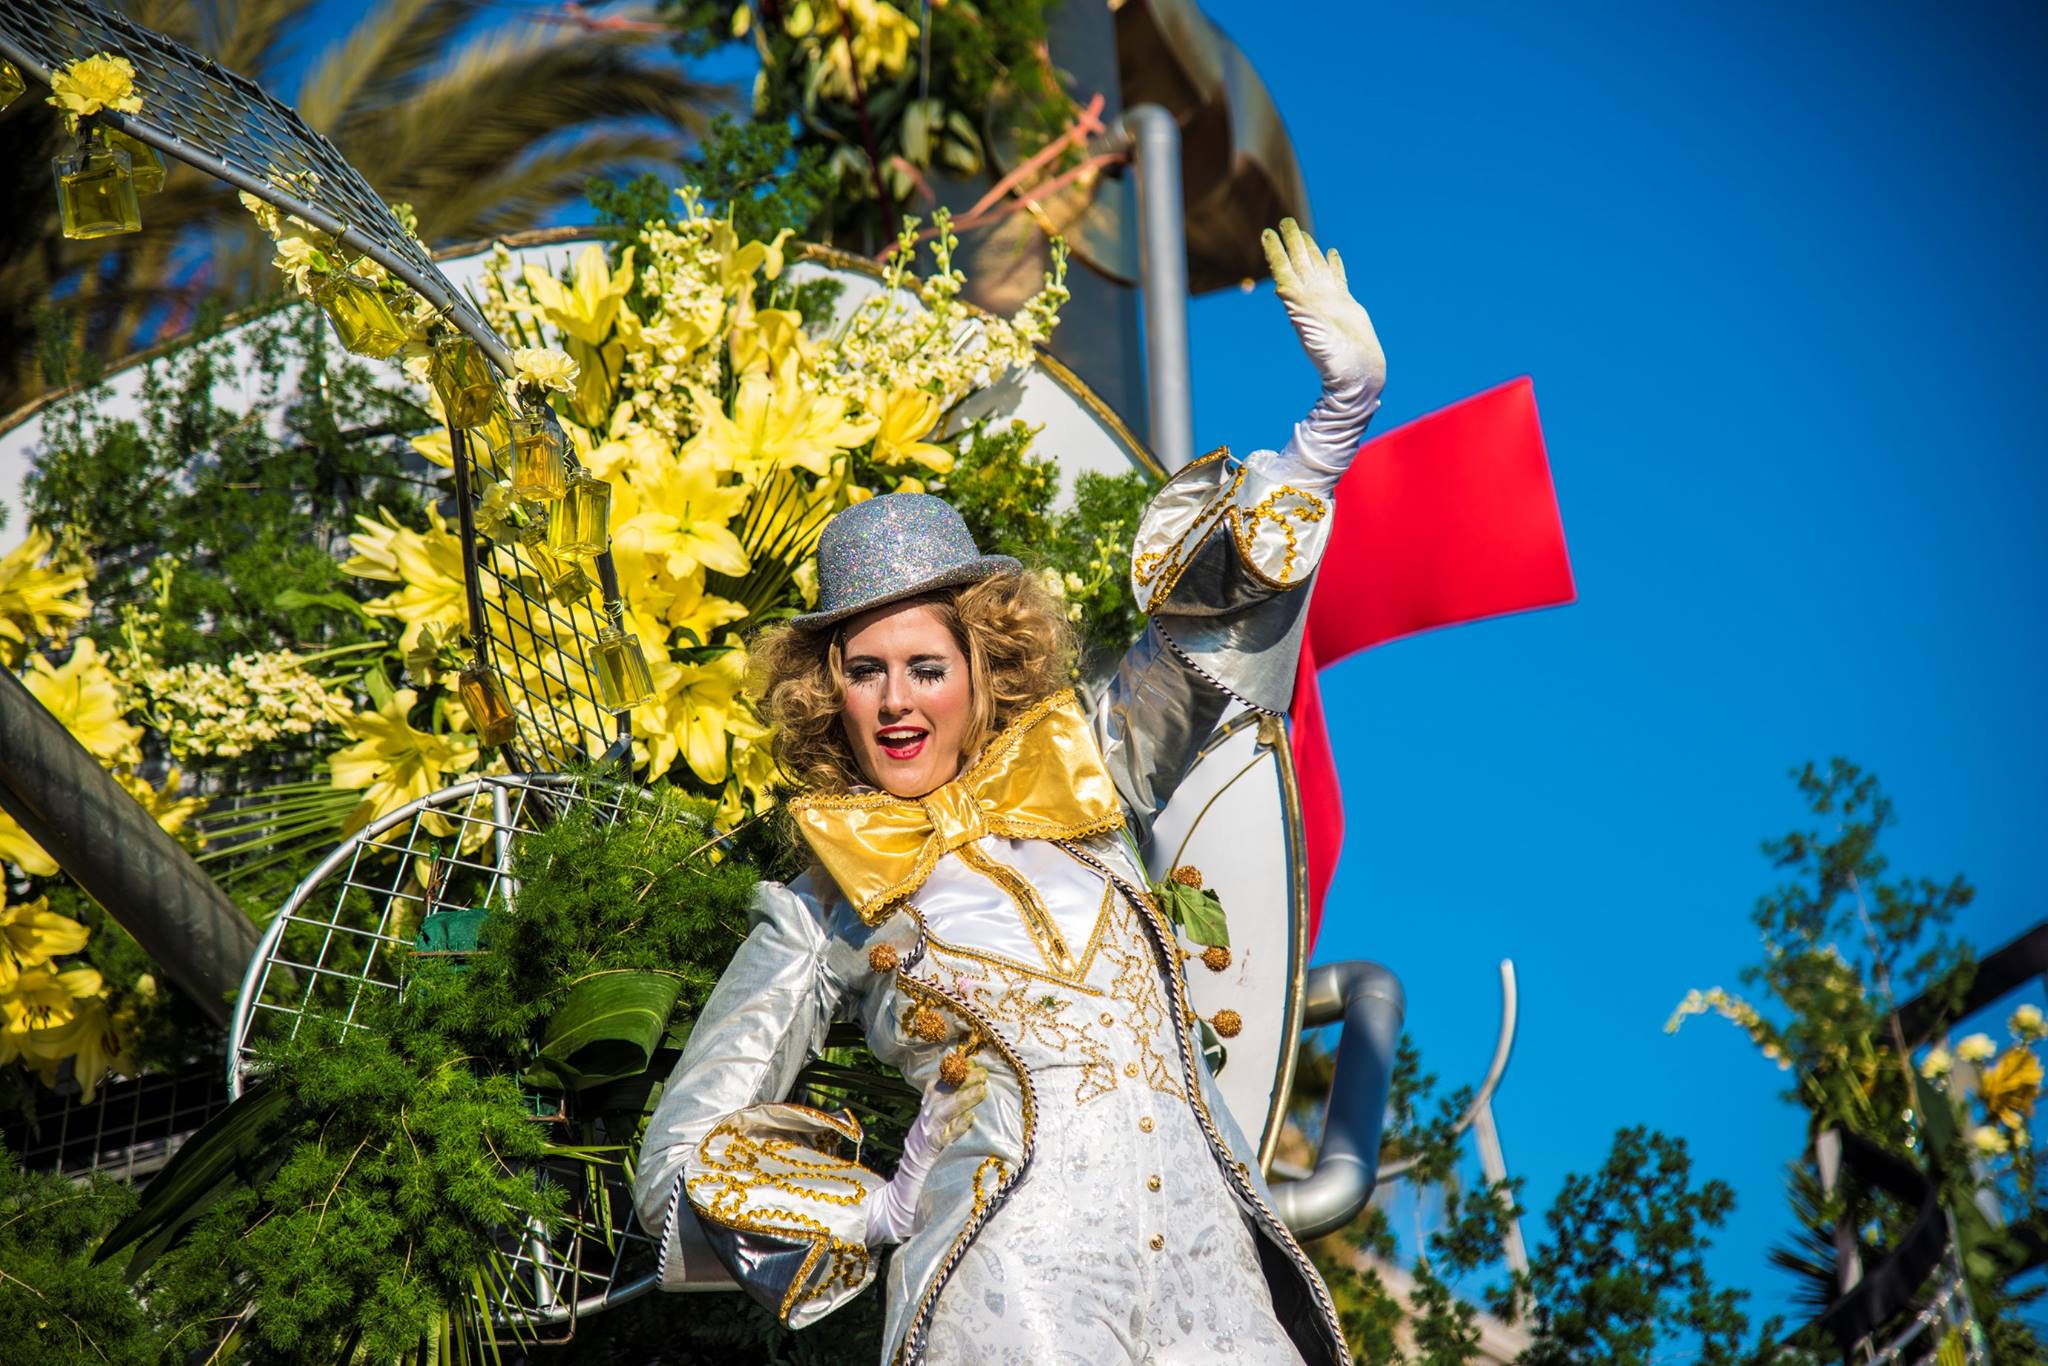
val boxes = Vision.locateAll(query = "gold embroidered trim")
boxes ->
[1131,447,1330,609]
[1131,448,1234,611]
[687,1120,877,1323]
[969,1155,1009,1221]
[913,882,1115,994]
[954,842,1073,974]
[1226,482,1327,588]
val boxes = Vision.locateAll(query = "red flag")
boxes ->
[1291,377,1574,941]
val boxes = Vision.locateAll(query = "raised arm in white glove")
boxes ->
[1256,217,1387,495]
[863,1063,990,1246]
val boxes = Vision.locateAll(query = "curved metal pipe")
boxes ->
[1377,960,1519,1183]
[0,667,257,1027]
[1269,960,1405,1239]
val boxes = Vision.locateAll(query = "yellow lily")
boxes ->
[707,220,794,295]
[345,507,469,652]
[633,641,764,785]
[115,766,208,843]
[864,386,955,472]
[23,638,142,766]
[686,355,878,480]
[0,890,89,990]
[524,244,637,346]
[617,450,751,580]
[1981,1046,2044,1131]
[330,688,479,836]
[0,529,91,666]
[22,997,134,1101]
[729,306,810,377]
[1,962,104,1038]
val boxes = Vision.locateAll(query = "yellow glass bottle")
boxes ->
[591,619,652,713]
[547,471,611,558]
[511,403,568,504]
[430,332,498,429]
[0,61,25,112]
[456,661,519,747]
[53,132,142,240]
[104,129,165,194]
[547,559,596,605]
[313,273,407,358]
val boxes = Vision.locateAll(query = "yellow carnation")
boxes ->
[513,346,580,394]
[47,53,144,130]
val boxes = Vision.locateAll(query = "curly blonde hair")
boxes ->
[750,570,1077,794]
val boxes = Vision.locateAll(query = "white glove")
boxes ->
[1256,217,1386,495]
[863,1064,990,1245]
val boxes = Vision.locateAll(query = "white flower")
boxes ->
[1971,1125,2010,1156]
[1958,1033,1998,1063]
[2012,1004,2045,1039]
[1920,1046,1953,1080]
[512,346,580,394]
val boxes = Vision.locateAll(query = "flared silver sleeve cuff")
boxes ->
[631,878,846,1291]
[684,1103,885,1327]
[1128,446,1332,714]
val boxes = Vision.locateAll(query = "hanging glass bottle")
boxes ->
[53,128,141,241]
[313,272,407,358]
[547,470,611,558]
[430,330,497,429]
[546,559,596,606]
[591,603,652,713]
[103,129,165,194]
[456,660,518,747]
[0,61,25,113]
[511,397,568,505]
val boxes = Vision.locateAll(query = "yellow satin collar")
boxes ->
[789,689,1124,924]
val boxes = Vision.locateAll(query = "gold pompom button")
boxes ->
[1149,1234,1165,1251]
[1137,1116,1154,1133]
[1169,864,1204,888]
[1146,1175,1162,1192]
[1201,945,1232,973]
[868,943,900,974]
[908,1005,948,1043]
[1123,1061,1140,1078]
[1211,1009,1243,1039]
[938,1046,971,1087]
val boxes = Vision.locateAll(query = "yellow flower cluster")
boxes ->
[135,648,351,761]
[343,194,1067,823]
[0,884,135,1101]
[46,52,142,132]
[1923,1010,2046,1162]
[0,528,91,667]
[773,0,918,105]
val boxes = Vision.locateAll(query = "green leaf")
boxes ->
[524,972,683,1093]
[98,1078,293,1279]
[272,586,374,624]
[1154,880,1229,947]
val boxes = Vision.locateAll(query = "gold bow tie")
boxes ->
[789,690,1125,924]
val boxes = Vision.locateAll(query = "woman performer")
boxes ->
[632,219,1385,1365]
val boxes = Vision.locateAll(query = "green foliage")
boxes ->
[27,303,427,669]
[687,115,837,247]
[1508,1127,1781,1366]
[932,419,1157,662]
[0,1140,156,1366]
[92,784,764,1363]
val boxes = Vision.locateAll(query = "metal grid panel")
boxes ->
[0,0,499,363]
[3,1065,230,1183]
[228,773,665,1324]
[0,1,624,766]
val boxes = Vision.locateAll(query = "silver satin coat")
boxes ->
[632,447,1348,1365]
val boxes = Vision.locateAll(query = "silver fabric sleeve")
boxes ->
[631,877,849,1296]
[1091,622,1234,847]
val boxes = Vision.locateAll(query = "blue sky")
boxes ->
[1181,0,2048,1330]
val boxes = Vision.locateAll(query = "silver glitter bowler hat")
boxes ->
[791,493,1021,630]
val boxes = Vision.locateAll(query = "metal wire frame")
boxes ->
[227,772,671,1325]
[1,1,628,767]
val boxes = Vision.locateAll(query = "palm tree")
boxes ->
[0,0,724,408]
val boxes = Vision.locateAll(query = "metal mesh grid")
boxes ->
[459,429,622,773]
[3,1065,230,1184]
[0,0,626,766]
[0,0,500,365]
[228,773,664,1324]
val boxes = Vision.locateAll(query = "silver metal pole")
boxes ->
[1110,104,1195,473]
